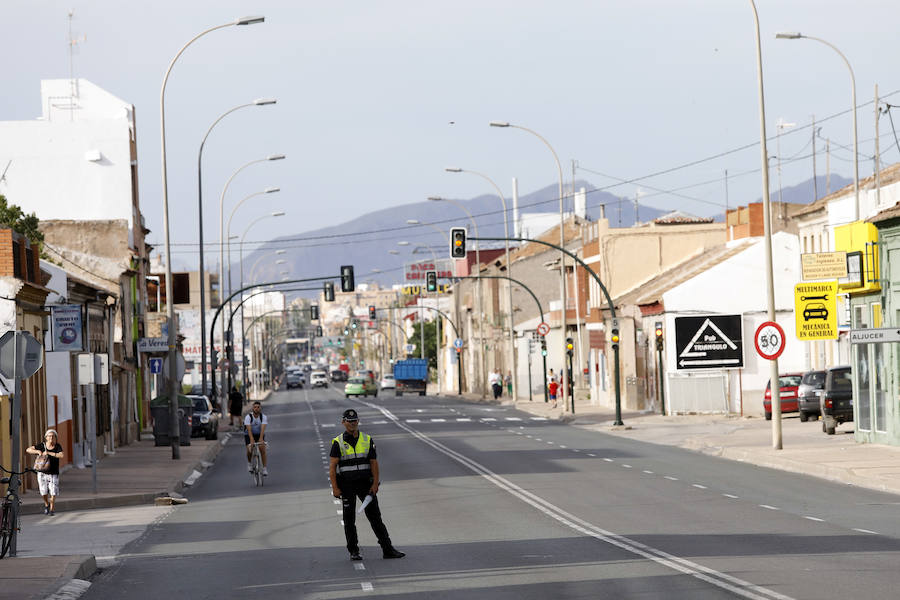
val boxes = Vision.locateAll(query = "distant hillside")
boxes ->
[240,174,849,294]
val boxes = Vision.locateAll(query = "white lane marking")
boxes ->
[692,484,707,490]
[587,453,596,457]
[482,418,497,422]
[622,465,633,469]
[334,500,341,505]
[320,423,335,428]
[664,476,679,481]
[360,400,796,600]
[337,510,343,515]
[457,418,473,422]
[530,417,548,421]
[803,516,824,522]
[361,582,374,591]
[505,417,523,421]
[431,418,447,422]
[371,420,388,424]
[759,505,780,511]
[546,441,555,445]
[417,409,425,413]
[354,563,366,571]
[853,528,879,535]
[406,419,421,423]
[643,470,654,474]
[572,449,580,453]
[559,445,567,449]
[723,494,739,499]
[603,458,614,463]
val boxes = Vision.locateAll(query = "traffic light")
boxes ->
[611,328,620,351]
[368,305,377,320]
[340,265,355,292]
[343,328,349,336]
[316,325,323,337]
[425,270,437,292]
[324,281,335,302]
[450,227,467,258]
[310,304,319,320]
[540,340,547,357]
[351,319,358,330]
[565,337,574,357]
[654,322,663,352]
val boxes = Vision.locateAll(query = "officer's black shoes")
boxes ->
[382,547,405,559]
[350,552,363,561]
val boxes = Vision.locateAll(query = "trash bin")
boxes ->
[149,395,193,447]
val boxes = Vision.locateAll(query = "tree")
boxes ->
[0,194,43,248]
[408,320,438,372]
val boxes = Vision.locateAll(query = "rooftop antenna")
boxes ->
[67,9,86,121]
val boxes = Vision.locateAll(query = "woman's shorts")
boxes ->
[38,472,60,496]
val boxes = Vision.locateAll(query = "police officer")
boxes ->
[329,409,405,561]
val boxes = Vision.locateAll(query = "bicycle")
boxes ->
[0,466,34,559]
[248,442,265,487]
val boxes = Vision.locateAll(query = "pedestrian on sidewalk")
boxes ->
[229,386,243,429]
[26,429,64,515]
[329,409,405,561]
[548,378,559,409]
[505,371,512,397]
[489,368,502,399]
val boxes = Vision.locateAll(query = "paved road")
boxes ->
[80,387,900,599]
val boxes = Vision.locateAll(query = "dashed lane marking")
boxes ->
[643,470,654,474]
[664,476,679,481]
[361,582,374,591]
[482,418,498,422]
[603,458,613,463]
[431,418,446,422]
[505,417,523,421]
[803,516,824,522]
[354,563,366,571]
[723,494,739,499]
[759,505,780,511]
[853,528,879,535]
[406,419,421,423]
[457,418,472,422]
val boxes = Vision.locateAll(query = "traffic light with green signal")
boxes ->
[450,227,467,258]
[540,340,547,357]
[425,270,437,292]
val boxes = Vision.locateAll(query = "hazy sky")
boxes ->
[3,1,898,269]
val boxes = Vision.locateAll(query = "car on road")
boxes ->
[330,369,348,382]
[380,374,396,390]
[310,370,329,388]
[763,373,803,420]
[286,371,305,389]
[188,395,219,440]
[797,369,825,422]
[345,376,377,398]
[356,369,376,384]
[821,365,853,435]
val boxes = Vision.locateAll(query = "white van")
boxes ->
[310,371,328,388]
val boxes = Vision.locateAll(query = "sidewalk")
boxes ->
[0,423,239,600]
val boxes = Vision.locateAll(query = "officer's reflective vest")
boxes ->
[333,433,373,475]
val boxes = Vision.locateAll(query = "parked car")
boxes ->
[345,376,377,398]
[330,369,348,382]
[763,373,803,420]
[310,371,329,388]
[286,371,305,389]
[797,369,826,422]
[821,365,853,435]
[380,374,396,390]
[188,395,219,440]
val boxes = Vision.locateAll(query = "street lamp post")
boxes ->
[427,196,486,399]
[751,1,784,448]
[776,31,859,220]
[489,122,572,412]
[217,157,283,399]
[197,98,275,399]
[446,167,518,401]
[160,15,264,459]
[237,211,285,393]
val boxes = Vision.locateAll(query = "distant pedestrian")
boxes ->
[505,371,512,397]
[548,379,559,409]
[489,369,502,399]
[26,429,64,515]
[229,386,244,428]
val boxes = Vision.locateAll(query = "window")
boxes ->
[172,273,191,305]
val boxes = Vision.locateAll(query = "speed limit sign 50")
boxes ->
[754,321,785,360]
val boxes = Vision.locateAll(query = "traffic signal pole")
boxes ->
[472,236,622,424]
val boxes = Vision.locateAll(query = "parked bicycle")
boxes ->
[0,465,34,558]
[248,442,265,487]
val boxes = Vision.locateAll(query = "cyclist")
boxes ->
[244,401,268,476]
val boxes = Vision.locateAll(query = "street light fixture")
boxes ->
[488,121,571,413]
[160,15,264,458]
[776,31,859,220]
[196,97,277,398]
[445,165,517,401]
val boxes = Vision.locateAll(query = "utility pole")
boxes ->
[811,115,818,201]
[875,84,881,206]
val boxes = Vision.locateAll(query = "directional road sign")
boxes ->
[675,315,744,370]
[453,338,464,349]
[149,357,163,374]
[849,328,900,344]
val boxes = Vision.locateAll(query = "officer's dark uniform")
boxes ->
[330,409,404,560]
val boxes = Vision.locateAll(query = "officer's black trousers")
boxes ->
[340,479,392,553]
